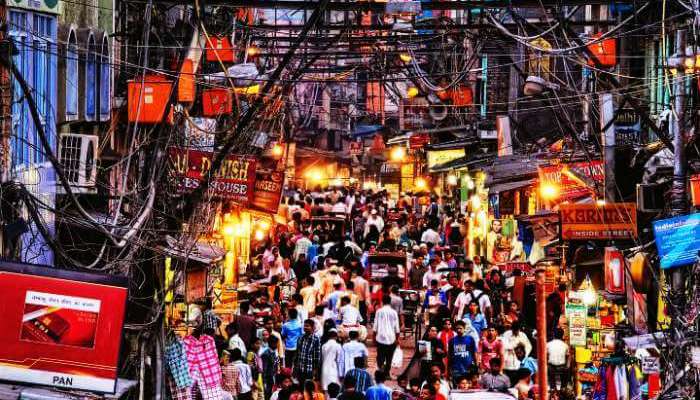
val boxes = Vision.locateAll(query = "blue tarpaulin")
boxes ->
[352,124,383,138]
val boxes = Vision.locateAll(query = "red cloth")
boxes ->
[605,365,617,400]
[184,334,223,388]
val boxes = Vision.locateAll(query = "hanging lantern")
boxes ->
[604,247,625,295]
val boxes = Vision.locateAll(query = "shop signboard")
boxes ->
[9,0,59,14]
[560,203,637,240]
[250,171,284,214]
[0,261,127,393]
[652,213,700,269]
[565,302,588,346]
[538,160,604,200]
[169,147,256,204]
[349,141,363,156]
[615,108,642,145]
[641,357,660,374]
[409,133,430,149]
[426,149,465,169]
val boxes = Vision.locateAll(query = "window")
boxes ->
[8,10,57,166]
[99,36,111,121]
[85,33,96,121]
[65,30,78,120]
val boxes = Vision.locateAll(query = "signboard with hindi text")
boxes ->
[560,203,637,240]
[0,261,127,393]
[169,147,256,204]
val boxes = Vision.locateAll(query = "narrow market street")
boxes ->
[1,0,700,399]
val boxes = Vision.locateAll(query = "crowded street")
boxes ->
[1,0,700,399]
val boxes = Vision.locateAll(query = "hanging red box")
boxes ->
[202,88,232,117]
[587,33,617,68]
[178,59,195,103]
[128,74,173,123]
[450,86,473,107]
[205,35,235,63]
[690,174,700,207]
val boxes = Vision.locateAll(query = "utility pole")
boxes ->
[669,29,689,295]
[600,93,616,202]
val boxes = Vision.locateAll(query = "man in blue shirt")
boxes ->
[344,356,374,394]
[365,370,392,400]
[448,320,477,383]
[516,344,538,377]
[281,308,302,367]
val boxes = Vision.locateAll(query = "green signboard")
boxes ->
[11,0,60,14]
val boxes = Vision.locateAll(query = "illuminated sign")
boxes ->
[0,261,127,393]
[169,147,257,204]
[426,149,465,169]
[653,213,700,269]
[560,203,637,240]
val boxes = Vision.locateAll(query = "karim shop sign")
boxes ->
[426,149,465,169]
[169,147,257,204]
[0,261,128,393]
[538,160,604,200]
[560,203,637,240]
[653,213,700,269]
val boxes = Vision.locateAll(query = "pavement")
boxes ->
[366,329,416,381]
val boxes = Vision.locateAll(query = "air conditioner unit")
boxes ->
[59,134,98,192]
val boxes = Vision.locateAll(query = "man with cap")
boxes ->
[365,209,385,236]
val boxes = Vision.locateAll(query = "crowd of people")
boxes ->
[168,185,574,400]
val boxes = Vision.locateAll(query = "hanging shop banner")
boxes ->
[9,0,59,14]
[652,213,700,269]
[349,141,363,156]
[538,160,604,200]
[250,171,284,214]
[426,149,465,169]
[560,203,637,240]
[0,261,127,393]
[169,147,256,204]
[409,133,431,149]
[566,302,588,346]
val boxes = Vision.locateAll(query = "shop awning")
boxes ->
[386,132,412,145]
[352,124,383,138]
[159,235,226,265]
[487,178,536,194]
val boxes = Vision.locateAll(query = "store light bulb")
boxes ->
[258,220,270,231]
[271,143,284,157]
[465,176,475,190]
[254,229,265,241]
[540,182,560,200]
[399,53,412,63]
[470,194,481,209]
[222,224,235,237]
[246,46,260,57]
[447,174,458,186]
[415,177,427,190]
[407,87,419,99]
[390,146,406,162]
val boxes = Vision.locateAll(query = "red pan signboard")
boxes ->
[250,170,284,214]
[0,261,128,393]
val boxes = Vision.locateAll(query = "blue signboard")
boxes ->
[653,213,700,269]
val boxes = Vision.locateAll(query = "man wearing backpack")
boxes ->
[453,280,491,322]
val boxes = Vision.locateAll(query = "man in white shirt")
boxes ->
[365,210,385,236]
[501,322,533,383]
[420,226,441,246]
[453,280,492,320]
[373,295,400,375]
[339,296,367,341]
[332,196,348,214]
[342,330,369,372]
[547,328,570,389]
[422,258,445,288]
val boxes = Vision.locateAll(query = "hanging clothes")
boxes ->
[593,363,642,400]
[184,334,225,400]
[165,335,194,388]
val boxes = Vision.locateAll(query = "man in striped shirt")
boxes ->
[344,356,374,394]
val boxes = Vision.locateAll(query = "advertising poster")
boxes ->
[0,261,127,393]
[169,147,257,204]
[653,213,700,269]
[250,171,284,214]
[560,203,637,240]
[566,302,588,347]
